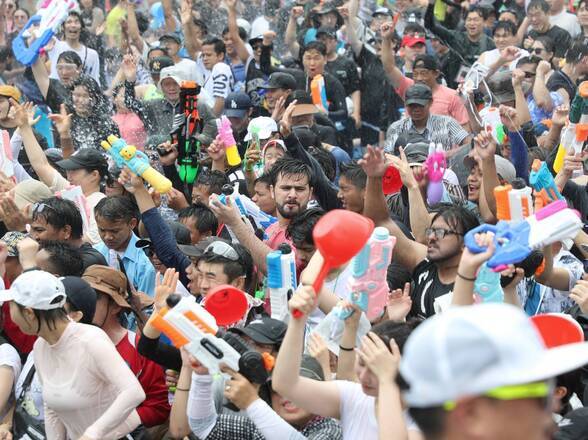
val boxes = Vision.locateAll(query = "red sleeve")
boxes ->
[395,76,414,101]
[2,303,37,356]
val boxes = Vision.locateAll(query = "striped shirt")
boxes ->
[385,114,469,152]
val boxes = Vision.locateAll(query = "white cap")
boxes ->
[0,271,66,310]
[244,116,278,141]
[400,303,588,408]
[159,66,184,88]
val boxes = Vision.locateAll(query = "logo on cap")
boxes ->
[231,100,237,109]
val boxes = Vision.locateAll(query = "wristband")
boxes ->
[339,345,355,352]
[174,387,190,392]
[457,272,476,282]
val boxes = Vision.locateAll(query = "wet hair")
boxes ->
[403,23,426,36]
[493,20,517,36]
[556,369,583,411]
[254,172,273,187]
[286,207,325,246]
[527,0,550,13]
[534,35,555,55]
[70,75,109,114]
[222,26,248,41]
[308,146,336,182]
[38,240,84,276]
[193,18,208,35]
[177,203,218,236]
[57,50,83,68]
[147,46,169,58]
[516,55,541,68]
[565,40,588,64]
[197,170,229,195]
[466,5,488,19]
[66,10,85,28]
[202,37,226,55]
[429,203,480,236]
[33,197,83,240]
[270,158,314,188]
[339,162,367,190]
[302,40,327,57]
[16,303,67,333]
[94,195,140,223]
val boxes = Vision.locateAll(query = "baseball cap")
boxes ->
[0,85,21,102]
[137,221,191,249]
[56,149,108,177]
[0,270,66,310]
[159,33,181,45]
[400,303,588,408]
[60,276,97,324]
[149,55,174,75]
[224,92,252,118]
[401,35,426,48]
[0,231,25,257]
[12,179,52,210]
[300,354,325,381]
[405,83,433,106]
[230,317,287,345]
[555,407,588,440]
[463,154,516,183]
[262,72,297,91]
[178,236,221,259]
[286,90,319,117]
[400,142,429,164]
[413,54,439,71]
[244,116,278,141]
[316,26,337,39]
[487,69,516,104]
[159,66,184,87]
[372,6,392,17]
[82,265,131,309]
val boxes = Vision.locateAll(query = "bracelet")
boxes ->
[457,272,476,282]
[339,345,355,352]
[174,387,190,392]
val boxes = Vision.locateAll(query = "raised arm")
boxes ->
[475,131,501,218]
[285,6,303,59]
[533,61,555,112]
[226,0,251,63]
[380,22,404,89]
[31,57,50,100]
[340,6,362,57]
[125,1,144,53]
[162,0,176,33]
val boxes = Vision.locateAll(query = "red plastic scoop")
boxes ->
[530,313,584,348]
[293,209,374,318]
[204,285,248,326]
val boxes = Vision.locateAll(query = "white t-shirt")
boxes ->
[336,380,418,439]
[479,48,529,71]
[49,40,101,86]
[550,10,581,38]
[201,62,234,101]
[0,342,22,421]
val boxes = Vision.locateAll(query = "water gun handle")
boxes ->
[217,117,242,166]
[464,224,498,254]
[291,263,330,319]
[141,166,173,193]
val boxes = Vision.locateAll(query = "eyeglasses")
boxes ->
[531,48,544,55]
[204,241,239,261]
[425,227,462,240]
[443,380,554,411]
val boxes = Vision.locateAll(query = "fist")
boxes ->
[536,60,551,76]
[292,6,304,18]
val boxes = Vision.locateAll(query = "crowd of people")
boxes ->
[0,0,587,438]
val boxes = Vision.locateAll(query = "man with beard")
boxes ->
[361,147,479,319]
[209,158,314,274]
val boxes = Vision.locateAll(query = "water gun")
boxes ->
[336,227,396,321]
[474,263,504,303]
[464,200,582,270]
[12,0,77,66]
[310,74,328,113]
[216,116,242,166]
[152,293,274,379]
[482,107,506,144]
[425,142,446,205]
[101,135,172,193]
[170,81,203,185]
[266,244,297,321]
[553,81,588,174]
[494,177,533,221]
[529,159,564,201]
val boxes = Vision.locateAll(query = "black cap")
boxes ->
[405,83,433,106]
[56,149,108,177]
[178,236,221,259]
[263,72,297,90]
[60,276,97,325]
[316,26,337,39]
[159,33,181,45]
[137,221,191,250]
[413,54,439,71]
[300,354,325,381]
[555,407,588,440]
[149,55,174,74]
[285,90,319,117]
[230,317,287,345]
[223,92,252,118]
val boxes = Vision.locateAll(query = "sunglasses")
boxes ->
[531,48,544,55]
[204,241,240,261]
[32,202,57,217]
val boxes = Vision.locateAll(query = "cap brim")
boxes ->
[405,99,430,106]
[224,109,248,118]
[230,326,278,345]
[178,244,204,258]
[0,289,17,304]
[56,158,83,170]
[244,128,272,142]
[292,104,318,117]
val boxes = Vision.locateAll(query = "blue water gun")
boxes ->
[465,200,582,271]
[218,184,277,237]
[474,263,504,303]
[529,159,564,201]
[12,0,77,67]
[266,244,297,321]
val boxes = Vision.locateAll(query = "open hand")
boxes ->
[386,282,412,322]
[388,146,418,189]
[48,103,72,137]
[359,145,389,178]
[154,268,179,312]
[357,332,401,381]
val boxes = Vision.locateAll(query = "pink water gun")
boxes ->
[425,142,446,205]
[216,116,242,166]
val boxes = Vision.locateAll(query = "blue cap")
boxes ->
[224,92,252,118]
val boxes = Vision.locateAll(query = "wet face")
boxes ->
[337,176,365,213]
[30,216,70,242]
[412,68,438,89]
[95,216,136,252]
[302,49,326,78]
[265,88,289,111]
[64,15,82,41]
[317,35,337,55]
[179,216,204,245]
[196,260,230,297]
[252,181,276,214]
[426,217,464,263]
[192,184,211,206]
[528,7,549,31]
[13,9,28,30]
[467,162,483,202]
[56,61,80,86]
[161,78,180,102]
[201,44,224,70]
[65,167,96,189]
[355,355,379,396]
[72,85,92,117]
[271,173,312,219]
[406,102,431,123]
[465,11,484,38]
[493,29,516,51]
[531,41,552,62]
[263,144,285,172]
[271,391,314,427]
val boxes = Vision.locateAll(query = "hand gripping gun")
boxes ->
[266,244,297,321]
[425,142,446,205]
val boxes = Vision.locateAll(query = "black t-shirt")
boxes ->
[409,259,454,319]
[325,55,361,97]
[79,242,107,271]
[527,26,572,58]
[547,70,577,101]
[46,78,70,113]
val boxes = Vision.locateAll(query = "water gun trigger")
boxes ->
[464,224,498,254]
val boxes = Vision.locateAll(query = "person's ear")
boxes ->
[231,275,246,291]
[62,225,73,240]
[554,386,568,401]
[269,185,275,200]
[68,310,84,323]
[129,218,138,230]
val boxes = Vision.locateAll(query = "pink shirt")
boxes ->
[112,113,147,150]
[396,76,469,126]
[264,222,294,251]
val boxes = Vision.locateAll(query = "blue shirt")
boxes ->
[94,233,157,297]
